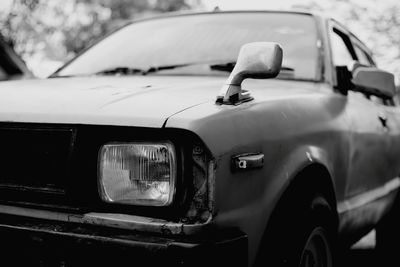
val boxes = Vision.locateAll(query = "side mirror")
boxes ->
[216,42,283,105]
[352,67,396,99]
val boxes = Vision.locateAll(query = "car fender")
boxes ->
[212,144,336,266]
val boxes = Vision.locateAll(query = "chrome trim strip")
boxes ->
[0,205,210,235]
[337,177,400,214]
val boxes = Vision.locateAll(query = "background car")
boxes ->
[0,34,32,80]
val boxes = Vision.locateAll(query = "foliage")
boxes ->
[0,0,202,76]
[292,0,400,81]
[1,0,399,80]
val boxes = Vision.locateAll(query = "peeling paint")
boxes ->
[160,224,173,235]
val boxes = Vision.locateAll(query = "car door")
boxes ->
[350,40,400,190]
[351,37,400,185]
[330,23,392,198]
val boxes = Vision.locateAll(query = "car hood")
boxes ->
[0,76,228,127]
[0,75,316,127]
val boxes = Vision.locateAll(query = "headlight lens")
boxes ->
[99,142,176,206]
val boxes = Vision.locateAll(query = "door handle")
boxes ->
[378,113,388,128]
[232,153,264,171]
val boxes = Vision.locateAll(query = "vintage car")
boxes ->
[0,36,33,81]
[0,10,399,267]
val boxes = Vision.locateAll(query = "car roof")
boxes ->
[134,9,318,22]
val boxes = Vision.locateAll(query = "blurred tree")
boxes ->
[0,0,202,76]
[292,0,400,81]
[6,0,398,80]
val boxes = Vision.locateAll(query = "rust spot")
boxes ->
[160,224,173,235]
[182,144,213,224]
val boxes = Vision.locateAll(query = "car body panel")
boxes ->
[166,79,400,263]
[381,104,400,179]
[166,81,351,262]
[0,76,225,127]
[2,71,396,264]
[345,91,394,197]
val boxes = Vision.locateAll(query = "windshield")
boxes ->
[56,12,319,80]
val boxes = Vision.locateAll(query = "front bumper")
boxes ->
[0,213,247,267]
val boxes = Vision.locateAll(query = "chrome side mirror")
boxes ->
[216,42,283,105]
[352,67,396,98]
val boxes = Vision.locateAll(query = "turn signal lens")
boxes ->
[99,143,176,206]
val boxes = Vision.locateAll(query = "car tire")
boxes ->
[256,192,336,267]
[375,190,400,265]
[300,225,333,267]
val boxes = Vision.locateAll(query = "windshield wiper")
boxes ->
[210,62,295,73]
[142,63,192,75]
[210,62,236,72]
[94,63,295,76]
[94,64,192,76]
[95,67,145,76]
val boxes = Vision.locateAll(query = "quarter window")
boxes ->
[353,45,372,66]
[331,29,355,67]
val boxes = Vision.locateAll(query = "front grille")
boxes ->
[0,124,76,205]
[0,123,196,221]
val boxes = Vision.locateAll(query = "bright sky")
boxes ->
[202,0,399,11]
[203,0,313,10]
[0,0,13,12]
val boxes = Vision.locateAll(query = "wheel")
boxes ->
[255,193,336,267]
[300,227,333,267]
[375,190,400,265]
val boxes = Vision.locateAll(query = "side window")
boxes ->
[353,44,374,66]
[331,28,356,67]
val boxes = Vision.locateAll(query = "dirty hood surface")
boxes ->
[0,75,316,128]
[0,76,228,127]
